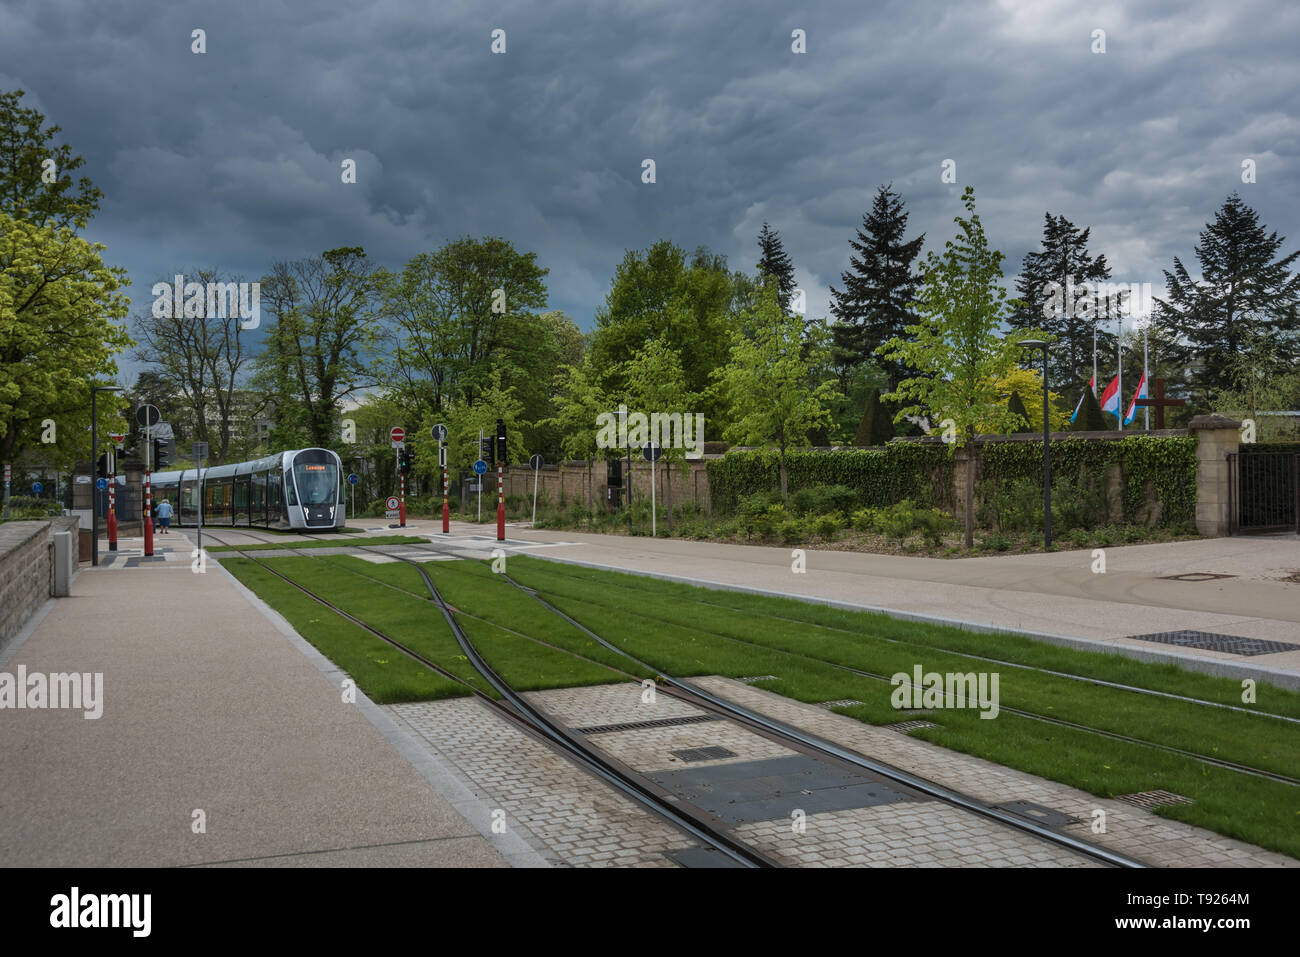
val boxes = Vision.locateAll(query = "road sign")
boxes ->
[135,404,160,427]
[431,423,448,441]
[96,478,108,490]
[108,432,126,447]
[386,496,400,510]
[643,443,662,462]
[192,440,209,460]
[473,459,488,475]
[390,426,406,444]
[529,454,543,470]
[31,482,43,494]
[75,475,91,485]
[348,473,359,485]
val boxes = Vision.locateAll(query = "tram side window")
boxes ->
[285,473,297,506]
[269,470,282,513]
[183,480,197,511]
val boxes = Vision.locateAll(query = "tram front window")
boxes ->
[293,463,338,506]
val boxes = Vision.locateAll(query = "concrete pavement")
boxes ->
[0,535,525,868]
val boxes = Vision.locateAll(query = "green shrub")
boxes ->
[979,533,1011,552]
[812,512,844,540]
[778,519,805,545]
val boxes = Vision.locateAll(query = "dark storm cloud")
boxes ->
[3,0,1297,382]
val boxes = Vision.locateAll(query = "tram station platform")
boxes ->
[0,534,530,868]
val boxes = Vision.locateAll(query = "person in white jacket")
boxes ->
[155,498,174,534]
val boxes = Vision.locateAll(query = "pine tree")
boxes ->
[755,221,797,314]
[1153,193,1300,405]
[1006,392,1031,432]
[853,388,895,446]
[1070,385,1107,432]
[1009,213,1120,388]
[829,185,925,388]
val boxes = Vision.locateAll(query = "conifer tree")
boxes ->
[1070,386,1107,432]
[1153,193,1300,405]
[755,221,797,314]
[1006,392,1031,432]
[829,185,925,388]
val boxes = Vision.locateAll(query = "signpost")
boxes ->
[193,441,208,557]
[105,431,125,552]
[137,403,160,557]
[473,458,487,524]
[391,426,406,527]
[529,454,543,526]
[347,472,358,519]
[432,424,449,534]
[643,443,662,537]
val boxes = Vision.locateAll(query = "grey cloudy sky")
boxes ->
[4,0,1298,382]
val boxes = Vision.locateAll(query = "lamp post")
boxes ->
[90,385,122,567]
[1017,340,1052,549]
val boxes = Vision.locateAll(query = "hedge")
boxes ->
[707,444,954,514]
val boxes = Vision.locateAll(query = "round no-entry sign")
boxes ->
[390,427,406,444]
[385,496,400,510]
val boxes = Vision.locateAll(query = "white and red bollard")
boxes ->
[143,469,154,556]
[496,462,505,541]
[399,472,407,527]
[441,464,450,534]
[107,469,118,551]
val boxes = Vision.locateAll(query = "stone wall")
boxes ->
[500,459,713,513]
[0,516,78,649]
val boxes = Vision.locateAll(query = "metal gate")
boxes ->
[1228,451,1299,534]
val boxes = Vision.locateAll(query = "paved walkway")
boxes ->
[449,521,1300,689]
[0,534,529,868]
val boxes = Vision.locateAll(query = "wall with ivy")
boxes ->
[709,435,1197,528]
[707,444,954,513]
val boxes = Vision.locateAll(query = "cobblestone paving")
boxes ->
[387,697,693,867]
[692,676,1298,868]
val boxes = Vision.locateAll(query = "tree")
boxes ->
[619,339,699,528]
[256,247,382,448]
[756,222,797,314]
[1153,193,1300,406]
[879,187,1042,547]
[0,211,132,466]
[1213,327,1300,439]
[0,90,103,230]
[539,357,608,510]
[1009,213,1122,389]
[712,287,841,498]
[432,370,528,482]
[829,185,925,387]
[1006,392,1031,433]
[131,268,254,462]
[854,388,895,446]
[1070,384,1107,432]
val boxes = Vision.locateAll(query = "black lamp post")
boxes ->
[1017,340,1052,549]
[90,385,122,567]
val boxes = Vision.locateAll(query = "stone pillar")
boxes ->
[1189,415,1240,536]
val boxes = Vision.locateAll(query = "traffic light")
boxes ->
[153,438,172,468]
[399,448,413,474]
[495,418,507,464]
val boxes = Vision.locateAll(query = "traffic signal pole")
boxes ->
[440,441,449,534]
[143,425,154,557]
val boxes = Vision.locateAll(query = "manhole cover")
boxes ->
[1158,572,1237,582]
[817,699,865,710]
[990,800,1082,829]
[885,720,938,733]
[1126,630,1295,656]
[670,746,738,763]
[576,714,721,735]
[1115,789,1194,810]
[736,675,778,684]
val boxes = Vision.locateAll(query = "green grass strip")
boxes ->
[206,534,428,553]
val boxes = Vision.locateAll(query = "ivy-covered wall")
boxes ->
[708,435,1198,528]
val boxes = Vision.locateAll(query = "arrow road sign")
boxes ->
[135,404,160,427]
[31,482,43,494]
[431,423,448,441]
[529,454,543,469]
[96,478,108,490]
[348,473,359,485]
[473,459,488,475]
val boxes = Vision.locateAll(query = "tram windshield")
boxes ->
[292,462,339,506]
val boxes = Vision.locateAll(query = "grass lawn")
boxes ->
[206,534,428,552]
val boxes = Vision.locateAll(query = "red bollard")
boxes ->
[107,472,118,551]
[442,464,450,534]
[143,469,154,557]
[496,463,505,541]
[399,472,406,527]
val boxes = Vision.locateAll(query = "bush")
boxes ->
[790,484,860,516]
[811,512,844,540]
[979,533,1011,552]
[851,507,881,532]
[778,519,805,545]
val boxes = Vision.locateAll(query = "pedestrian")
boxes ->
[156,497,174,534]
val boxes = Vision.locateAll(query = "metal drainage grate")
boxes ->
[1126,630,1296,657]
[817,699,865,710]
[990,801,1082,830]
[885,720,938,733]
[1158,572,1237,582]
[575,714,721,735]
[736,675,778,684]
[670,746,738,763]
[1115,789,1195,810]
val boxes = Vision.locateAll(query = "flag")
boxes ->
[1070,374,1096,423]
[1098,375,1121,421]
[1124,371,1148,426]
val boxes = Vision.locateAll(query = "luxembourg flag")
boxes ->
[1070,374,1096,423]
[1098,375,1121,421]
[1124,371,1148,426]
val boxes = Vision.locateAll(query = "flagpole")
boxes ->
[1143,324,1149,431]
[1092,324,1097,397]
[1116,315,1123,432]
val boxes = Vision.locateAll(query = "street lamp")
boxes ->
[90,385,123,567]
[1017,340,1052,549]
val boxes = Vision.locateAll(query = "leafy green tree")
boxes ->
[255,247,383,448]
[712,288,841,498]
[539,357,608,510]
[0,89,103,230]
[756,222,797,314]
[1153,193,1300,406]
[1009,213,1121,389]
[431,370,528,488]
[879,187,1042,547]
[1006,392,1031,432]
[0,211,132,467]
[619,339,699,528]
[829,185,925,387]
